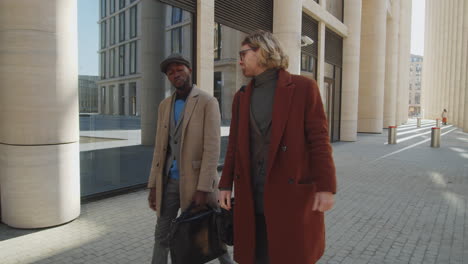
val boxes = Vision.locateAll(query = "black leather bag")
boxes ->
[216,198,235,246]
[168,204,227,264]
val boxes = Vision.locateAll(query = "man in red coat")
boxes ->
[219,30,337,264]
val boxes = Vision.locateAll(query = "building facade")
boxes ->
[79,75,100,113]
[97,0,141,116]
[422,0,468,132]
[408,55,423,117]
[0,0,414,228]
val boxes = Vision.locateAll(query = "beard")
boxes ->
[174,77,190,90]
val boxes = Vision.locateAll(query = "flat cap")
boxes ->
[160,53,191,73]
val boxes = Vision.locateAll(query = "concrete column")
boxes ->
[427,0,437,119]
[396,0,411,125]
[434,1,444,119]
[0,0,80,228]
[440,1,450,119]
[460,0,468,129]
[428,0,437,119]
[383,0,400,128]
[421,0,432,119]
[140,0,167,145]
[448,0,458,125]
[317,22,326,99]
[340,0,362,141]
[196,0,214,95]
[463,0,468,132]
[318,0,326,95]
[273,0,302,74]
[357,0,387,133]
[453,0,463,126]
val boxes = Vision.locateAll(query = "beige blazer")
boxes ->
[148,85,221,216]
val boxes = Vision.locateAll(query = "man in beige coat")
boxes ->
[147,54,232,264]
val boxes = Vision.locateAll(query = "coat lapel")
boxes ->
[180,85,200,146]
[266,69,295,178]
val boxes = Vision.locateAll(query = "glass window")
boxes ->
[301,53,316,75]
[79,1,193,198]
[119,45,125,76]
[100,0,107,18]
[171,27,182,54]
[130,6,137,38]
[119,12,126,42]
[119,83,125,115]
[109,85,115,114]
[211,24,249,124]
[100,86,106,113]
[129,82,137,116]
[326,0,343,22]
[130,41,137,74]
[110,0,115,14]
[415,94,420,104]
[110,48,116,77]
[110,17,116,45]
[172,7,183,24]
[100,52,106,79]
[214,72,222,110]
[214,23,221,60]
[101,21,107,48]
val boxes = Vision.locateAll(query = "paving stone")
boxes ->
[0,121,466,264]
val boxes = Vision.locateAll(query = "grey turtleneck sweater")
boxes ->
[251,68,278,134]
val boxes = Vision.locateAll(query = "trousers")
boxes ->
[151,178,233,264]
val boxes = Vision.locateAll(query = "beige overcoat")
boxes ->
[148,85,221,216]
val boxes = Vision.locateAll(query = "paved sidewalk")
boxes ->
[1,119,467,264]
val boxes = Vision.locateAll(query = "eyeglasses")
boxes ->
[239,48,256,61]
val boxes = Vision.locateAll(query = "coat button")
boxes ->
[281,145,287,152]
[156,162,159,167]
[174,140,178,144]
[288,178,294,184]
[236,174,240,179]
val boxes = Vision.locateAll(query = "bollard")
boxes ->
[388,126,397,144]
[436,118,441,127]
[417,117,421,127]
[431,127,441,148]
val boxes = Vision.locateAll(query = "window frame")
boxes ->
[129,41,137,74]
[171,27,182,54]
[130,6,137,38]
[171,7,183,25]
[119,45,126,76]
[101,0,107,18]
[100,52,107,79]
[101,21,107,48]
[110,16,116,45]
[119,12,126,42]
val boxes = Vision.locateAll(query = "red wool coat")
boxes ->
[219,69,337,264]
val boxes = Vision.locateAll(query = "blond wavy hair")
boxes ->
[241,30,289,70]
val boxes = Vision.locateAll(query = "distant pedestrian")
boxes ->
[218,30,337,264]
[147,54,233,264]
[441,109,448,125]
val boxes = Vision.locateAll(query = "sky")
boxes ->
[77,0,426,75]
[78,0,99,75]
[411,0,425,56]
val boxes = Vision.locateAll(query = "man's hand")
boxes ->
[312,192,335,212]
[219,190,232,210]
[148,188,156,211]
[192,191,209,206]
